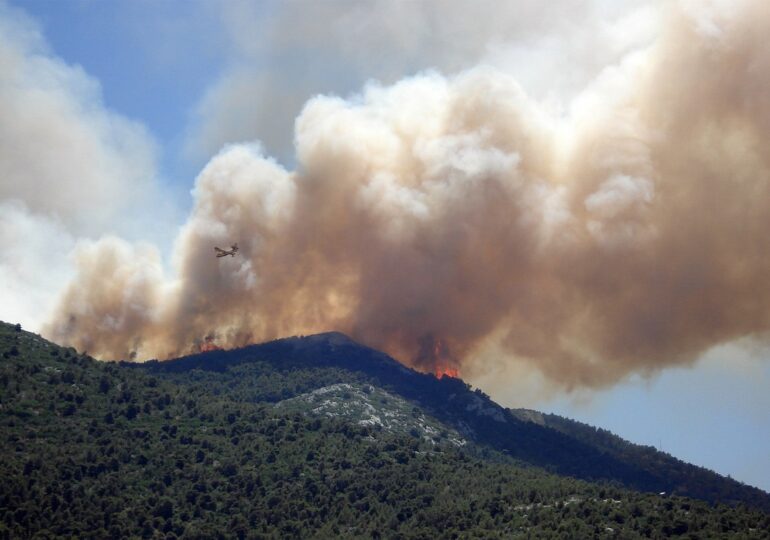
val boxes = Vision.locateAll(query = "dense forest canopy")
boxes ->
[1,322,768,538]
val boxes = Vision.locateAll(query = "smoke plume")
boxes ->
[46,1,770,388]
[0,2,168,329]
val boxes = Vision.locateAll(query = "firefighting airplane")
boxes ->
[214,243,239,258]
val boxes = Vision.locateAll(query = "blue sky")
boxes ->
[19,0,227,194]
[3,0,769,492]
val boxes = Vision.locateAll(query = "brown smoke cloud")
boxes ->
[45,1,770,388]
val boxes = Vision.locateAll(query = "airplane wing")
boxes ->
[215,245,238,257]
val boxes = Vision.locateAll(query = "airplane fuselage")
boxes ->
[214,244,239,258]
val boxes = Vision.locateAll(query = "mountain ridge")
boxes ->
[1,321,768,538]
[137,330,770,510]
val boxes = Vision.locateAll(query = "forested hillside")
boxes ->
[511,409,764,511]
[1,322,768,539]
[144,332,770,511]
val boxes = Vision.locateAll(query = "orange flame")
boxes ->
[434,365,460,379]
[416,334,461,379]
[199,336,222,353]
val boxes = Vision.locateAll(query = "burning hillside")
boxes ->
[434,366,460,380]
[198,336,222,353]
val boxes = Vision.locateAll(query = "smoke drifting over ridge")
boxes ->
[46,2,770,388]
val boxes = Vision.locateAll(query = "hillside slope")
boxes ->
[142,332,770,511]
[1,322,768,538]
[510,408,762,509]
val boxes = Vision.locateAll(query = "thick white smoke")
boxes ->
[0,2,170,329]
[44,1,770,390]
[186,0,661,164]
